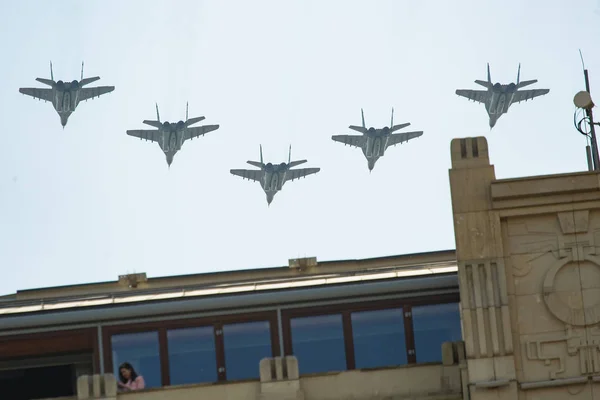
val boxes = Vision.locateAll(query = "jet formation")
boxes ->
[455,63,550,128]
[18,62,551,205]
[19,62,114,128]
[230,146,320,205]
[332,108,423,172]
[126,103,219,167]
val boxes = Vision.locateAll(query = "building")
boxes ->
[0,250,462,400]
[1,135,600,400]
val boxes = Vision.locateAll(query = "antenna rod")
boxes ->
[584,69,600,170]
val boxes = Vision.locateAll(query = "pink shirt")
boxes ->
[119,376,145,391]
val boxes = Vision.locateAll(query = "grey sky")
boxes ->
[1,0,599,295]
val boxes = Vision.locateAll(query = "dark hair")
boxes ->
[118,362,139,383]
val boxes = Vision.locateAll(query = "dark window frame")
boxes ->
[281,292,459,372]
[0,328,100,374]
[102,310,280,386]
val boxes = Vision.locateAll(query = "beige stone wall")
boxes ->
[449,136,600,400]
[69,357,462,400]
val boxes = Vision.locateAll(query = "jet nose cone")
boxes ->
[266,193,275,205]
[166,155,174,167]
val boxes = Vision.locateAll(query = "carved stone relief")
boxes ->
[510,210,600,381]
[543,243,600,327]
[524,325,600,379]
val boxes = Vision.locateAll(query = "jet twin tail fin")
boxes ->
[515,63,537,88]
[142,103,162,128]
[348,108,368,133]
[35,61,55,86]
[246,144,264,168]
[361,108,365,128]
[474,63,493,89]
[182,103,207,126]
[473,63,538,89]
[34,61,100,87]
[78,62,101,87]
[287,146,307,168]
[389,108,411,132]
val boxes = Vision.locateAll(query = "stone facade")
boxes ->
[449,136,600,399]
[72,358,463,400]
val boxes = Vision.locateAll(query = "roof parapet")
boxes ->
[450,136,490,169]
[288,257,317,272]
[118,273,147,288]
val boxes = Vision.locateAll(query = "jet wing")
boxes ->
[78,86,115,102]
[126,129,161,143]
[386,130,423,147]
[230,169,264,182]
[284,168,320,183]
[331,135,367,149]
[19,87,54,102]
[184,125,219,141]
[511,89,550,103]
[456,89,488,104]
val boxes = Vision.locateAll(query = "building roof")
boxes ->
[0,249,458,332]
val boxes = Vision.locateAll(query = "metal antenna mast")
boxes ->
[574,50,600,171]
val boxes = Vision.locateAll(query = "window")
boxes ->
[167,326,217,385]
[412,302,462,363]
[106,313,279,387]
[223,321,272,380]
[290,314,346,374]
[351,308,406,369]
[111,331,161,388]
[0,365,75,400]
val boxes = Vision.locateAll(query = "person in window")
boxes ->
[117,362,145,391]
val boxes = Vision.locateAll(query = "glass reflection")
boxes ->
[351,308,406,368]
[167,326,217,385]
[111,331,161,388]
[290,314,346,374]
[412,302,462,363]
[223,321,272,380]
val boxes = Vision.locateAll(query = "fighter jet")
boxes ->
[19,62,114,128]
[331,108,423,172]
[230,146,320,205]
[455,63,550,128]
[126,103,219,167]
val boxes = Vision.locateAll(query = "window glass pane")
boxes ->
[111,331,161,388]
[351,308,406,369]
[167,327,217,385]
[290,314,346,374]
[223,321,272,381]
[413,303,462,363]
